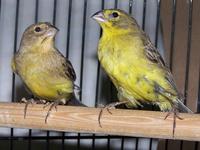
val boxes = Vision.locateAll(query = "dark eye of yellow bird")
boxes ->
[34,26,41,32]
[112,12,119,18]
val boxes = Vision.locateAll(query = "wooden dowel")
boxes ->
[0,102,199,141]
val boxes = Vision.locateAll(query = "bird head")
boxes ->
[92,9,138,34]
[19,22,59,51]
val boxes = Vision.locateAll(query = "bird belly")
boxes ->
[23,73,72,100]
[99,50,174,110]
[17,62,73,101]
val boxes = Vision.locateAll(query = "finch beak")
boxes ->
[91,11,106,22]
[49,24,59,31]
[44,25,59,40]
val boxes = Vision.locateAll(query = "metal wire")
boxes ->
[66,0,72,58]
[35,0,39,23]
[44,1,58,150]
[149,1,162,149]
[142,0,147,30]
[0,135,135,140]
[0,0,1,18]
[184,0,193,102]
[195,142,199,150]
[53,0,57,25]
[197,72,200,150]
[76,1,88,149]
[164,0,177,150]
[180,1,194,149]
[79,0,87,103]
[129,0,133,14]
[26,1,40,150]
[155,0,161,48]
[92,0,105,148]
[133,1,148,149]
[114,0,118,9]
[10,0,20,150]
[169,0,177,71]
[63,1,73,149]
[198,68,200,113]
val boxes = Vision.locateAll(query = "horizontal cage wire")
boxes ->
[0,0,199,150]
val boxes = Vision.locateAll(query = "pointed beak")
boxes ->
[45,22,59,31]
[44,23,59,38]
[91,11,106,22]
[50,24,59,31]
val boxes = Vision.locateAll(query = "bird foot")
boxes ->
[45,99,66,123]
[164,107,183,138]
[20,97,36,119]
[98,101,129,128]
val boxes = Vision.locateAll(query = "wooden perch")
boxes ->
[0,102,199,141]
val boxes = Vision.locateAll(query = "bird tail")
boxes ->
[67,84,87,107]
[176,98,193,113]
[67,96,87,107]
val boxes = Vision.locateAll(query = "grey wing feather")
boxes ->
[141,33,177,91]
[142,35,166,68]
[63,59,76,81]
[176,98,193,113]
[56,50,76,81]
[141,32,193,113]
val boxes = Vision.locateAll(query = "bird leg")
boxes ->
[45,99,66,123]
[98,101,129,127]
[43,101,51,109]
[164,107,183,137]
[20,97,36,119]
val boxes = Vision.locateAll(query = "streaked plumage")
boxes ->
[92,9,192,134]
[11,22,77,121]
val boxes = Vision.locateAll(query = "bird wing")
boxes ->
[141,33,181,96]
[56,51,76,82]
[63,58,76,81]
[142,35,166,68]
[138,33,192,112]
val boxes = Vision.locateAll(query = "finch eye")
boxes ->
[35,27,41,32]
[112,12,119,18]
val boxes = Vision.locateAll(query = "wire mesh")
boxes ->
[0,0,199,150]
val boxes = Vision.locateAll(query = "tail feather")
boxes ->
[176,99,193,113]
[67,97,87,107]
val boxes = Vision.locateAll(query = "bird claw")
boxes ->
[98,101,129,128]
[164,107,183,138]
[45,99,66,123]
[43,102,51,109]
[20,97,36,119]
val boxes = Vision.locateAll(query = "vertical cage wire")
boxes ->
[195,66,200,149]
[149,1,161,150]
[164,0,177,149]
[135,1,147,150]
[184,0,193,102]
[63,0,71,148]
[65,0,72,58]
[76,1,87,149]
[0,0,1,19]
[10,1,20,150]
[180,1,193,149]
[199,71,200,113]
[44,1,58,149]
[93,1,105,150]
[169,0,177,71]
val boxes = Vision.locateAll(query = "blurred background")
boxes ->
[0,0,199,149]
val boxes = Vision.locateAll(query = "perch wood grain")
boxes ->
[0,102,199,141]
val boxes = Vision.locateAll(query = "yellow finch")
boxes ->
[92,9,192,135]
[11,22,79,122]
